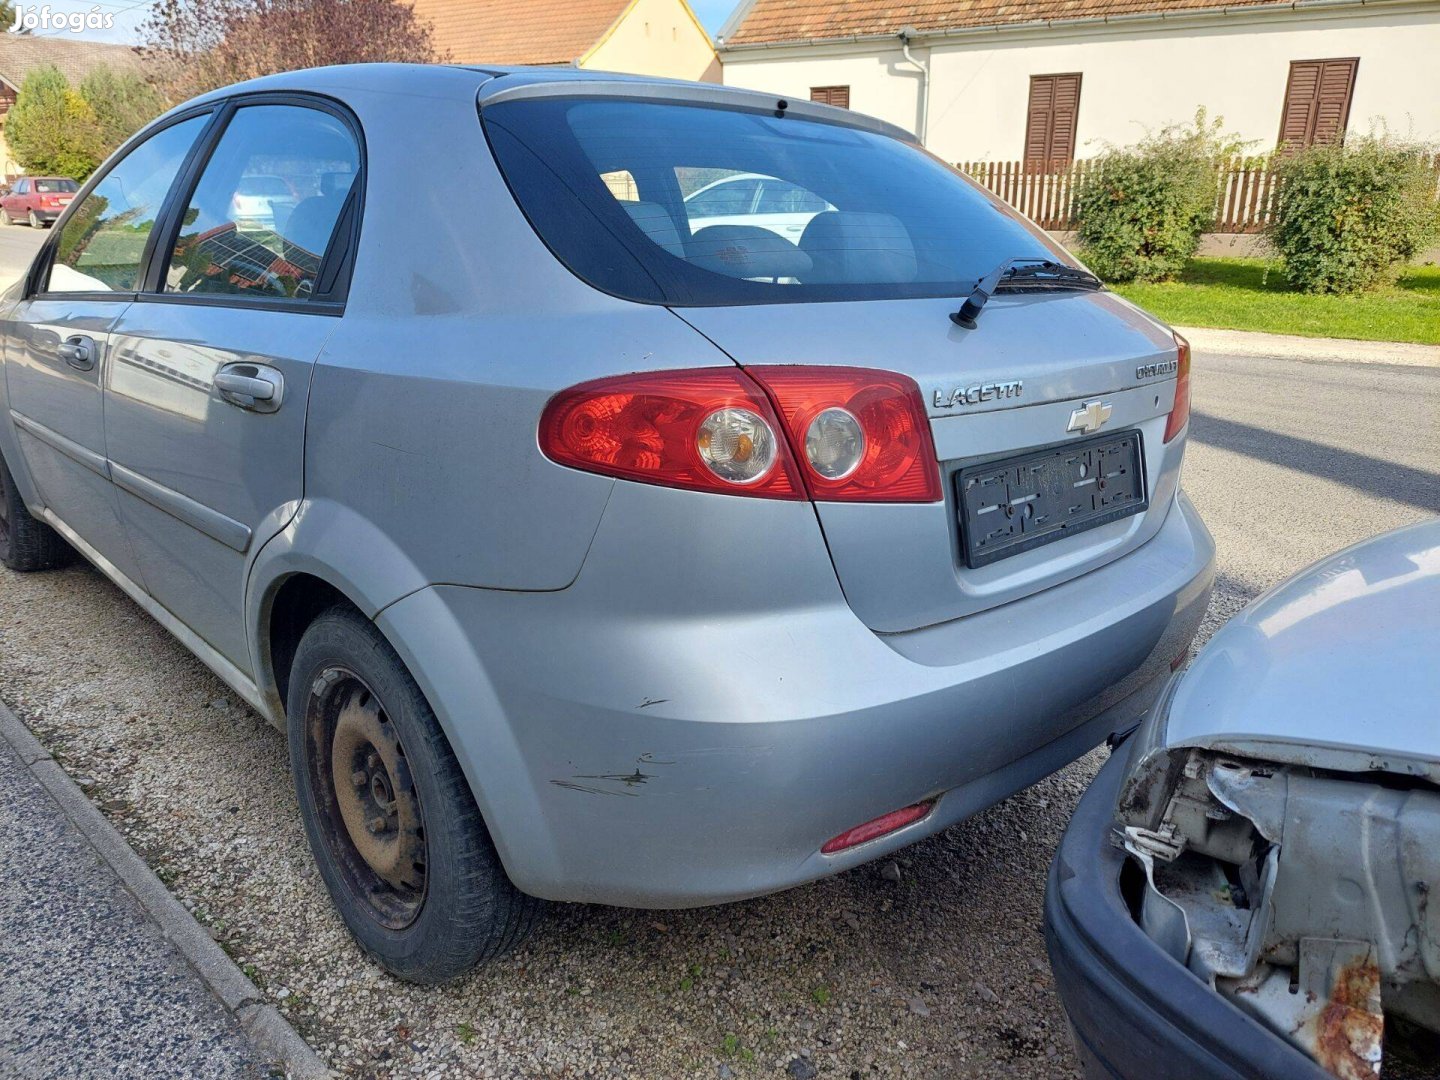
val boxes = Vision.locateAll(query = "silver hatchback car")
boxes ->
[0,65,1213,982]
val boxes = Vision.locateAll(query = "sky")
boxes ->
[9,0,744,45]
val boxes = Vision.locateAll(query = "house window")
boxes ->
[810,86,850,109]
[1023,73,1082,165]
[1278,58,1358,150]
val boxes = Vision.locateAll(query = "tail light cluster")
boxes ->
[1163,332,1191,443]
[539,366,941,503]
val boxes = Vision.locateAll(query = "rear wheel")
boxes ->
[26,210,41,228]
[287,605,543,983]
[0,452,74,572]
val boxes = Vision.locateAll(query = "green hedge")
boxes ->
[1074,112,1245,284]
[1267,138,1440,294]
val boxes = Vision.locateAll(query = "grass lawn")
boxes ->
[1110,257,1440,346]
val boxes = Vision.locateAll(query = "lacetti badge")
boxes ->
[933,380,1023,409]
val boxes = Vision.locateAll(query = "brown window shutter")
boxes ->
[1024,73,1081,165]
[1278,58,1357,149]
[810,85,850,109]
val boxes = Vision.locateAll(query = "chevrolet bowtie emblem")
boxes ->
[1067,400,1113,435]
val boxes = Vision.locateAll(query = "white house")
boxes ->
[717,0,1440,163]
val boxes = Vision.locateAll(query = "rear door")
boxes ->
[104,97,362,670]
[2,113,212,585]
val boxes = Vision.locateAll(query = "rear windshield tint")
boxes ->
[481,97,1064,306]
[36,179,78,193]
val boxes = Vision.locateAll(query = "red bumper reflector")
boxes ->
[821,800,935,855]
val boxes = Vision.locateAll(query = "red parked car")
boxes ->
[0,176,78,227]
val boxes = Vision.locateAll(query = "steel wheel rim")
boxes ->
[304,667,428,930]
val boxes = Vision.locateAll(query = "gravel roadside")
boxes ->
[0,349,1432,1079]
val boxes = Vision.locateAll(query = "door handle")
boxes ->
[214,363,284,413]
[58,336,96,371]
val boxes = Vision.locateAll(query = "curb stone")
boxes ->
[0,698,332,1080]
[1176,325,1440,367]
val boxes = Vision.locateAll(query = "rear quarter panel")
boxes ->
[252,70,741,615]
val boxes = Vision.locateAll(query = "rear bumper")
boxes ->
[1044,740,1332,1080]
[380,489,1214,908]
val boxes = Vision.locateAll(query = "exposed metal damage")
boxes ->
[1116,747,1440,1079]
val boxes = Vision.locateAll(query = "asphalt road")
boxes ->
[1187,350,1439,637]
[0,220,46,285]
[0,232,1435,1076]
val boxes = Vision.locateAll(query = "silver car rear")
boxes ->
[0,65,1213,979]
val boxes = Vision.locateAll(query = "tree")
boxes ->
[78,64,166,156]
[142,0,447,103]
[6,66,105,181]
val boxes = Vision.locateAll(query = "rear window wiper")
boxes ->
[995,261,1102,292]
[951,258,1103,328]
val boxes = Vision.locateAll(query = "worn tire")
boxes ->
[0,451,74,572]
[287,605,544,983]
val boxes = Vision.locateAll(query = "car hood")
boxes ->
[1159,518,1440,782]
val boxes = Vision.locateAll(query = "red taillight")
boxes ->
[1163,332,1191,443]
[821,800,935,855]
[750,366,941,503]
[538,368,805,499]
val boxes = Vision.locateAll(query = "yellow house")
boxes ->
[410,0,721,82]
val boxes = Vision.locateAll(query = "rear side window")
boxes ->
[164,104,359,302]
[482,97,1061,306]
[46,114,209,294]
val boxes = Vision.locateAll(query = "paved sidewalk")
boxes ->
[0,705,323,1080]
[1177,325,1440,367]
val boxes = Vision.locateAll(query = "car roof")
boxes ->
[168,63,915,145]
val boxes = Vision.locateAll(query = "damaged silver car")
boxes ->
[1045,519,1440,1080]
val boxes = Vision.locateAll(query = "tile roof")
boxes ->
[0,34,141,89]
[721,0,1292,46]
[409,0,634,65]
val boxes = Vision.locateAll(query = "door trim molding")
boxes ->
[12,406,254,554]
[38,507,273,723]
[9,410,109,478]
[110,461,252,553]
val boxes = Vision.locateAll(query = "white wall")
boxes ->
[719,45,927,137]
[720,3,1440,162]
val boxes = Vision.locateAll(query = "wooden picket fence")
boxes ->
[956,154,1440,233]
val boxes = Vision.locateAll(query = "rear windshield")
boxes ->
[482,97,1064,306]
[36,179,78,193]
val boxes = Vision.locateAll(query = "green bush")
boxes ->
[1074,111,1244,283]
[1267,138,1440,294]
[6,66,105,181]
